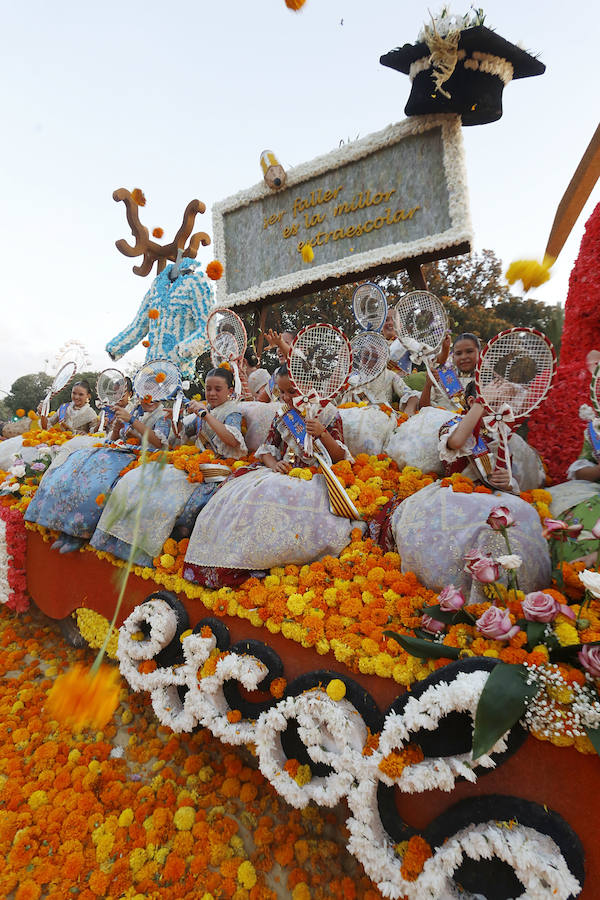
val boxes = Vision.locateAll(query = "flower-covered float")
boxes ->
[3,407,599,898]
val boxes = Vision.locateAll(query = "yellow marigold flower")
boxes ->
[237,860,257,889]
[326,678,346,701]
[554,622,580,647]
[292,885,311,900]
[46,662,120,731]
[294,764,312,786]
[375,653,395,679]
[286,594,306,616]
[264,574,280,587]
[173,805,195,831]
[118,808,135,828]
[129,847,147,873]
[28,789,49,809]
[547,684,574,704]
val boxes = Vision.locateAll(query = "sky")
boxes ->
[1,0,599,394]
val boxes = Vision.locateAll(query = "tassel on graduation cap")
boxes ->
[507,123,600,292]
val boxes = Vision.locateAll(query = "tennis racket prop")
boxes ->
[352,282,388,333]
[129,358,183,438]
[392,290,448,385]
[287,324,358,519]
[347,331,390,401]
[206,308,249,398]
[475,327,556,483]
[40,361,77,418]
[96,368,127,432]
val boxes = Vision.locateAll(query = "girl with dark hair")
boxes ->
[90,365,247,565]
[182,364,362,585]
[388,379,550,602]
[420,332,481,412]
[26,367,171,553]
[39,380,98,434]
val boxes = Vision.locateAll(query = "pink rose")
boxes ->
[487,506,515,530]
[476,606,519,641]
[522,591,560,623]
[464,550,500,584]
[578,645,600,678]
[522,591,575,623]
[591,518,600,540]
[421,614,446,635]
[542,518,583,540]
[438,584,466,612]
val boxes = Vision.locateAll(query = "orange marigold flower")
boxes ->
[206,260,224,280]
[152,227,164,238]
[285,0,307,11]
[227,709,242,723]
[131,187,146,206]
[379,744,424,778]
[400,835,432,881]
[155,372,166,384]
[142,340,150,348]
[45,663,120,731]
[15,408,25,417]
[138,660,157,674]
[148,308,160,320]
[95,494,106,506]
[269,677,287,699]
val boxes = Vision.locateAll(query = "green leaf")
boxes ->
[422,604,475,626]
[472,662,539,760]
[383,631,460,660]
[585,725,600,757]
[526,622,547,649]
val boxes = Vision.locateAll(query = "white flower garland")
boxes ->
[118,601,583,898]
[212,115,472,309]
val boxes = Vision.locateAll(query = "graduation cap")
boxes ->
[380,25,545,125]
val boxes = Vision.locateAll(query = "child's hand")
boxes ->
[273,460,292,474]
[114,406,132,423]
[305,418,326,438]
[187,400,207,414]
[437,333,451,365]
[263,329,282,350]
[488,467,511,489]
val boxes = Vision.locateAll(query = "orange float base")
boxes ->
[27,529,599,896]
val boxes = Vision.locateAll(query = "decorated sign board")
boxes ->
[212,115,472,309]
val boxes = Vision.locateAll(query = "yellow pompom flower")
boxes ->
[300,242,314,263]
[237,860,257,889]
[326,678,346,701]
[554,622,580,647]
[173,806,195,831]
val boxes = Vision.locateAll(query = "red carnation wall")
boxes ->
[528,202,600,483]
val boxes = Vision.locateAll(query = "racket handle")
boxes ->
[495,441,509,471]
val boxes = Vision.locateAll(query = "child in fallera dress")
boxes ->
[25,383,171,553]
[39,380,99,434]
[386,379,550,599]
[90,365,247,565]
[181,364,363,586]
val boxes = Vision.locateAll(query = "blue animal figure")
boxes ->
[106,259,214,379]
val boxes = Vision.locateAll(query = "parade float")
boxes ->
[2,9,600,900]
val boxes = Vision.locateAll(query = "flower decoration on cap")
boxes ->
[218,361,232,371]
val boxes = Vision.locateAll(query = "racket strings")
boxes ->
[350,332,389,385]
[207,310,247,361]
[395,291,447,350]
[134,360,181,402]
[289,326,351,398]
[478,332,555,418]
[96,370,127,405]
